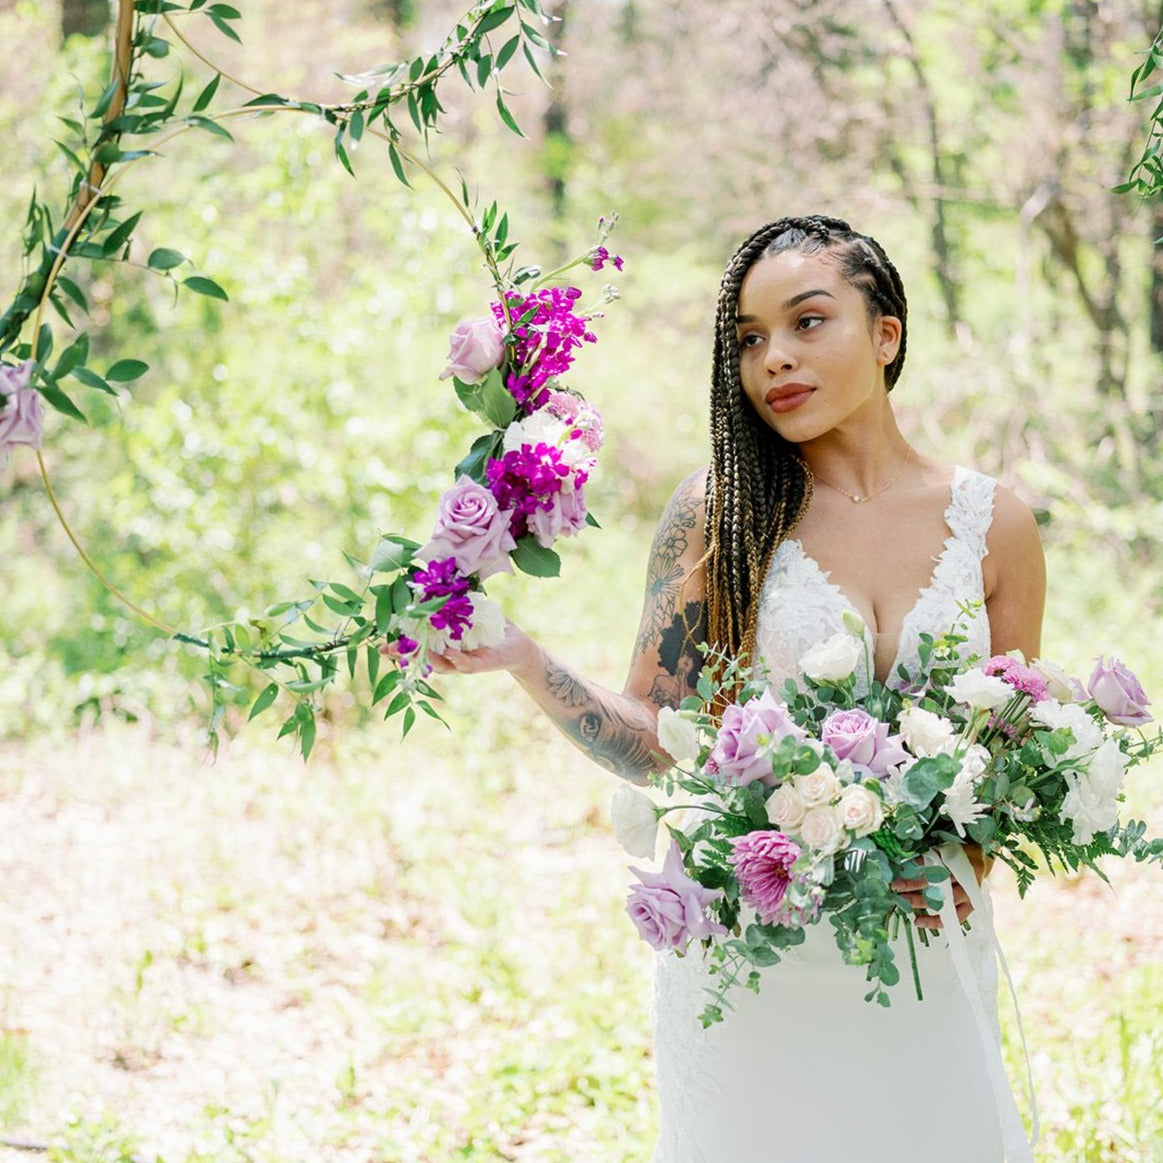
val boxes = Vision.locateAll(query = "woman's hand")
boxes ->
[890,842,991,930]
[419,619,542,680]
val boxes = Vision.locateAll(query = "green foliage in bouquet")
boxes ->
[622,614,1163,1024]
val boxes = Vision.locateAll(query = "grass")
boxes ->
[0,705,1160,1163]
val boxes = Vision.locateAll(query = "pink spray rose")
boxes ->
[820,708,908,777]
[1088,657,1152,727]
[419,475,516,579]
[708,689,807,787]
[439,316,507,382]
[0,361,44,468]
[626,841,726,951]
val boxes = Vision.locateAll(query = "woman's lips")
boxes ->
[765,383,815,413]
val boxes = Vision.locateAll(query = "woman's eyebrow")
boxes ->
[782,288,836,309]
[735,289,838,326]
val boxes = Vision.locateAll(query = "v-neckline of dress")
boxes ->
[783,471,962,685]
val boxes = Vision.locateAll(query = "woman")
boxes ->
[431,215,1046,1161]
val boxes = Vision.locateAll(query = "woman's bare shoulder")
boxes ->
[987,481,1043,558]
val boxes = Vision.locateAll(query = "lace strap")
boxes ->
[946,467,996,562]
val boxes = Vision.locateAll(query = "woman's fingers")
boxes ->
[892,877,973,930]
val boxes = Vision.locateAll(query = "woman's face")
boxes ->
[734,249,901,446]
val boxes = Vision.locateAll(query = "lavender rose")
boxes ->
[820,708,908,777]
[439,316,506,382]
[1088,657,1152,727]
[0,361,44,468]
[626,841,726,951]
[708,689,807,787]
[419,475,516,580]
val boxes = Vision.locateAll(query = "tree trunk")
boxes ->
[1150,201,1163,354]
[61,0,109,39]
[542,2,571,243]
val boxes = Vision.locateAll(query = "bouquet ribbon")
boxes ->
[936,844,1039,1163]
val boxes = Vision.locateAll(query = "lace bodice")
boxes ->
[754,466,996,693]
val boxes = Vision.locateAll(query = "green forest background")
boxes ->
[1,1,1161,1160]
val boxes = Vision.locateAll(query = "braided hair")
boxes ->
[704,215,909,664]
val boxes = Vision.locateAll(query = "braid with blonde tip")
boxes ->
[704,215,909,664]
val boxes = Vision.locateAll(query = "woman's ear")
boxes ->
[875,315,902,367]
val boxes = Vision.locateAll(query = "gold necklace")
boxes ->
[810,446,914,504]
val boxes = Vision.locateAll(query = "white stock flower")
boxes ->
[503,411,570,453]
[793,766,842,807]
[799,633,863,683]
[457,593,507,650]
[656,706,701,763]
[1060,738,1127,844]
[948,668,1012,711]
[1031,700,1104,761]
[610,784,660,858]
[798,805,846,853]
[897,705,958,757]
[766,784,807,830]
[837,783,883,838]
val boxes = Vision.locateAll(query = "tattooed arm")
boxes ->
[430,469,708,784]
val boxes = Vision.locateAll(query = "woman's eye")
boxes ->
[797,315,824,331]
[738,333,764,348]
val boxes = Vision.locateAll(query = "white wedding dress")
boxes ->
[653,467,1009,1163]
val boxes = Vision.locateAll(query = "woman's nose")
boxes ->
[763,340,796,373]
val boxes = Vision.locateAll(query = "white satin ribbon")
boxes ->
[932,844,1038,1163]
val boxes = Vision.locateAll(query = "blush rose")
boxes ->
[1088,657,1152,727]
[419,475,516,579]
[820,708,908,777]
[625,842,726,951]
[0,361,44,468]
[439,316,507,382]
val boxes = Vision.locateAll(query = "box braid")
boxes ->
[704,215,909,663]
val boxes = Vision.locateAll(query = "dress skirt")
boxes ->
[651,912,1004,1163]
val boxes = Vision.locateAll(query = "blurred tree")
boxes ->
[363,0,416,30]
[61,0,108,39]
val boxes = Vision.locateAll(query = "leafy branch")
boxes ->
[1116,25,1163,202]
[1,0,621,760]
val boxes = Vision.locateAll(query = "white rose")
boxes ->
[799,633,864,683]
[793,767,842,807]
[897,705,958,757]
[1031,700,1104,761]
[457,593,507,650]
[947,668,1012,711]
[656,706,701,763]
[766,784,807,829]
[836,783,883,838]
[798,805,847,853]
[1030,658,1084,703]
[1060,738,1127,844]
[610,784,660,859]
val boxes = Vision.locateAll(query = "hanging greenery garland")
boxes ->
[0,0,622,757]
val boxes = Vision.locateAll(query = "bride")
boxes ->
[428,215,1046,1160]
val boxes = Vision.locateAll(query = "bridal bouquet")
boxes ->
[616,616,1163,1025]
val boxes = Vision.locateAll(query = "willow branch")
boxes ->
[64,0,136,233]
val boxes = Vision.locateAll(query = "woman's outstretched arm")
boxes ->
[429,469,709,784]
